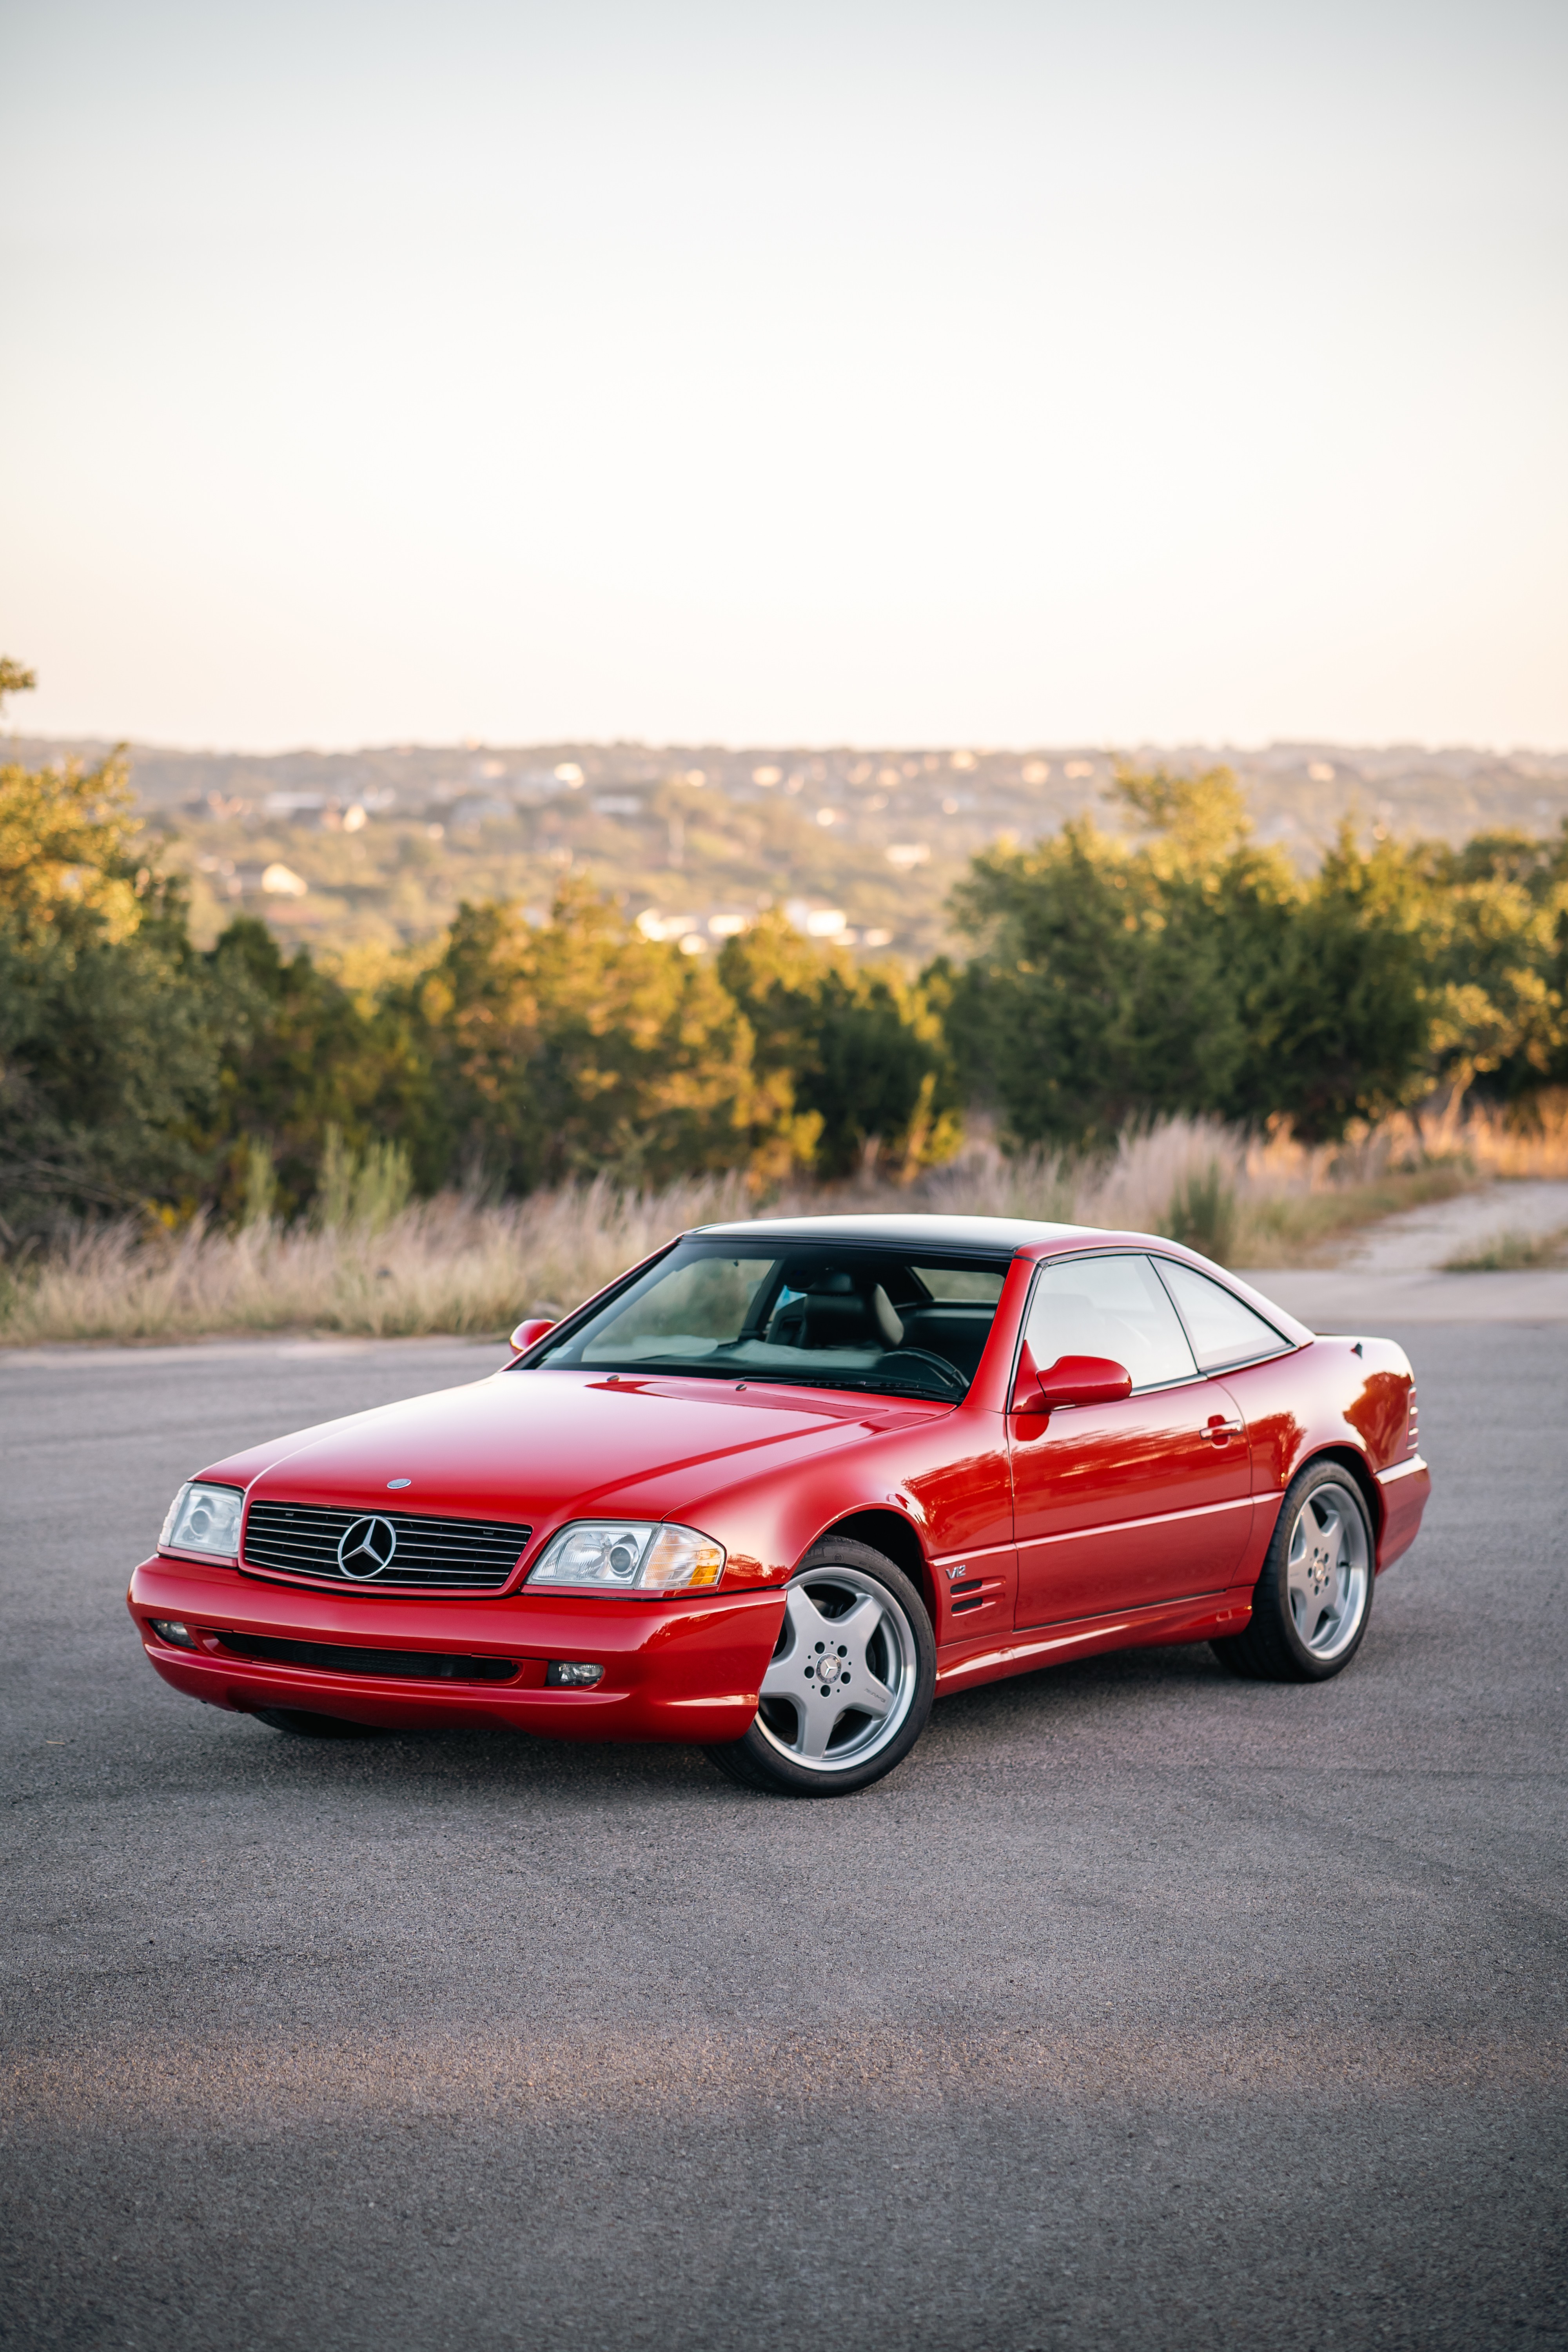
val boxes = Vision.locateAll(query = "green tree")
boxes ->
[719,912,960,1179]
[945,773,1261,1145]
[202,918,425,1221]
[0,656,38,712]
[0,734,223,1231]
[945,769,1434,1147]
[1223,827,1432,1138]
[1405,827,1568,1110]
[402,881,767,1191]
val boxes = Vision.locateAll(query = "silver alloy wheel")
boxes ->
[1285,1478,1371,1661]
[755,1564,921,1775]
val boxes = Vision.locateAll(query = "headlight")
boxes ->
[525,1521,725,1595]
[158,1483,245,1558]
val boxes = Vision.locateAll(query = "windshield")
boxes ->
[529,1240,1011,1400]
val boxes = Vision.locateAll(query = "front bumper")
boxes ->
[127,1556,784,1742]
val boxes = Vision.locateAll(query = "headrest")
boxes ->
[800,1277,904,1349]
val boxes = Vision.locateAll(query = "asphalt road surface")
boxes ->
[2,1323,1564,2352]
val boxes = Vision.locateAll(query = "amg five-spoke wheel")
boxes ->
[1213,1459,1377,1683]
[759,1570,915,1765]
[704,1540,936,1795]
[1286,1479,1370,1662]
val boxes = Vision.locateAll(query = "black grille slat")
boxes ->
[241,1501,531,1591]
[218,1631,517,1681]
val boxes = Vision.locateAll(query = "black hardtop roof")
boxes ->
[690,1212,1100,1255]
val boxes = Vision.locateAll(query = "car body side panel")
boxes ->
[1009,1376,1253,1624]
[1217,1335,1428,1569]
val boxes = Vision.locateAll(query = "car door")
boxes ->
[1010,1251,1253,1628]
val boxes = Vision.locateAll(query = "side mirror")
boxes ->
[1013,1352,1132,1412]
[1038,1353,1133,1407]
[509,1317,557,1357]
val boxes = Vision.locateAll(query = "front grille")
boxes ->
[218,1630,518,1681]
[241,1500,531,1591]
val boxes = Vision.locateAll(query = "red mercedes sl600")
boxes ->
[128,1215,1431,1796]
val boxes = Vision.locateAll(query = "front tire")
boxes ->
[1213,1460,1375,1683]
[704,1540,935,1797]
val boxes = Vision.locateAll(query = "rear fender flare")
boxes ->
[1297,1444,1383,1553]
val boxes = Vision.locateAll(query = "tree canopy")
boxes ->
[2,683,1564,1238]
[944,767,1566,1147]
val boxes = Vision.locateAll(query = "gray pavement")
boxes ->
[2,1326,1564,2352]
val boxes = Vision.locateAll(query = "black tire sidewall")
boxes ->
[705,1539,936,1797]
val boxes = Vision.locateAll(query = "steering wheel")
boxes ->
[878,1347,966,1392]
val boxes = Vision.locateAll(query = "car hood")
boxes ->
[220,1367,938,1528]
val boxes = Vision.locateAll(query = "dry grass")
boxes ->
[1226,1165,1477,1264]
[1441,1226,1568,1273]
[1414,1087,1568,1180]
[0,1175,753,1349]
[920,1116,1477,1267]
[6,1096,1566,1348]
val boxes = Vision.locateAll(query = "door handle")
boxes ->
[1201,1415,1244,1443]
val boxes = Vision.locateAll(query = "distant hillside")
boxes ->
[9,734,1567,962]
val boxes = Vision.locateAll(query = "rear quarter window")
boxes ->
[1154,1259,1290,1371]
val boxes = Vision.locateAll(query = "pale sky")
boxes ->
[2,0,1564,752]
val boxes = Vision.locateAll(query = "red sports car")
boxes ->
[129,1215,1430,1796]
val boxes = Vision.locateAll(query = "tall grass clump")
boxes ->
[312,1127,414,1234]
[1163,1161,1238,1262]
[922,1116,1247,1245]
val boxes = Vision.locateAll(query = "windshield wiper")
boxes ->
[575,1361,960,1400]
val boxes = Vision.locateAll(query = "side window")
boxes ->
[1154,1260,1290,1371]
[1024,1253,1197,1392]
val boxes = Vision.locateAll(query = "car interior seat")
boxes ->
[768,1270,906,1351]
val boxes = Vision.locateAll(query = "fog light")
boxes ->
[151,1619,196,1650]
[546,1661,604,1687]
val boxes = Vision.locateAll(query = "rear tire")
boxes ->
[1213,1460,1375,1683]
[703,1539,935,1797]
[251,1708,385,1738]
